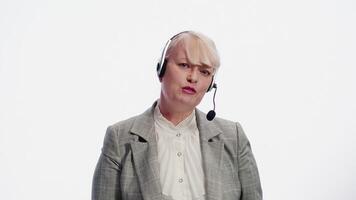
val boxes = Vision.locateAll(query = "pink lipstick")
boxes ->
[182,86,196,94]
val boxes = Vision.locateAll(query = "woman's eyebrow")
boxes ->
[176,57,188,61]
[175,57,214,69]
[199,63,214,69]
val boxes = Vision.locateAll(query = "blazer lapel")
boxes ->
[196,109,224,200]
[129,102,163,200]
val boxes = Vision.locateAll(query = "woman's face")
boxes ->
[160,38,215,112]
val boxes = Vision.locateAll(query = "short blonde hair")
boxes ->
[165,31,220,71]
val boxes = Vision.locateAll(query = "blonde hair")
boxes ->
[165,31,220,70]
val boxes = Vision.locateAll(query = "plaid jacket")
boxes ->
[92,102,262,200]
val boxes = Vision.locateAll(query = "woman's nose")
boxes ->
[187,67,198,83]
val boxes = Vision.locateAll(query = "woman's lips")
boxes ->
[182,86,196,94]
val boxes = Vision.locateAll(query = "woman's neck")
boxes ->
[158,99,194,126]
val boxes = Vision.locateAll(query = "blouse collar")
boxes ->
[153,103,197,131]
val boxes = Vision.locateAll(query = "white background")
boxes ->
[1,0,355,199]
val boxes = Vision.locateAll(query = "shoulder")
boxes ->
[102,115,138,149]
[196,109,243,138]
[106,105,155,141]
[213,117,247,146]
[109,102,155,133]
[109,115,138,133]
[103,113,138,142]
[211,116,251,154]
[213,116,241,132]
[214,117,246,138]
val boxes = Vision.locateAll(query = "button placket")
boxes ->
[175,131,185,188]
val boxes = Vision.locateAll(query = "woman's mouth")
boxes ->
[182,86,196,94]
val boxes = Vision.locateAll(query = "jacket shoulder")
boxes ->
[109,115,138,134]
[213,116,238,129]
[210,115,243,138]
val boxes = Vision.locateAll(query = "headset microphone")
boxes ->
[206,83,217,121]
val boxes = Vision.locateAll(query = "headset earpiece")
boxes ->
[157,59,167,78]
[206,76,215,92]
[156,38,172,78]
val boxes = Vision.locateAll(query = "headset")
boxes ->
[156,31,217,92]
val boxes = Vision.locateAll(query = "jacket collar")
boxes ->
[129,102,157,142]
[130,101,222,142]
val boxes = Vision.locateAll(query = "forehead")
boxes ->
[166,34,219,69]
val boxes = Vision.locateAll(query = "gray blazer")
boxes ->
[92,102,262,200]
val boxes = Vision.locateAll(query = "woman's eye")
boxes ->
[179,63,189,68]
[200,69,211,76]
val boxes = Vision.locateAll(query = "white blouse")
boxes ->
[154,104,206,200]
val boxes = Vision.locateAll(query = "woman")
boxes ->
[92,31,262,200]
